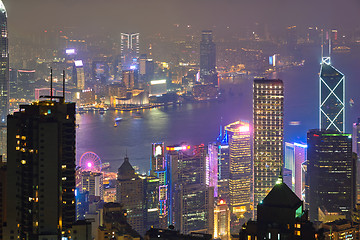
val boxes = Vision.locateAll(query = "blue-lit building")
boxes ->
[319,57,345,133]
[150,142,168,228]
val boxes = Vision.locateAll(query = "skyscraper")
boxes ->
[73,60,85,90]
[200,30,217,86]
[121,33,139,71]
[0,1,8,124]
[352,118,360,204]
[150,142,167,228]
[306,129,355,222]
[5,97,76,239]
[166,144,214,234]
[225,121,252,228]
[116,155,144,235]
[253,79,284,215]
[319,57,345,132]
[214,199,231,240]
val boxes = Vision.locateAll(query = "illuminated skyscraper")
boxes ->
[225,121,251,229]
[0,1,8,124]
[166,144,214,234]
[121,33,139,71]
[253,79,284,216]
[73,60,85,90]
[150,142,167,228]
[214,199,231,240]
[207,142,218,197]
[200,30,217,86]
[306,130,355,222]
[284,142,307,199]
[5,97,76,239]
[319,57,345,132]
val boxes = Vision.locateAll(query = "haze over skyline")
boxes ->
[5,0,360,37]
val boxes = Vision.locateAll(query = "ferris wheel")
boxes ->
[78,152,102,172]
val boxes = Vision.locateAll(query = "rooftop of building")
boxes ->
[253,78,283,84]
[260,178,302,209]
[117,155,137,180]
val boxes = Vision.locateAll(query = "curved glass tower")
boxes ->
[0,0,8,124]
[319,57,345,132]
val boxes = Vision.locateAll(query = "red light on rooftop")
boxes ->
[313,134,319,137]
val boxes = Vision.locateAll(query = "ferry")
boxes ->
[115,117,123,122]
[132,112,142,119]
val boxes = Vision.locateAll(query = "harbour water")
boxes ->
[76,46,360,173]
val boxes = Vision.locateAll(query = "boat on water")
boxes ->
[132,112,142,119]
[115,117,123,122]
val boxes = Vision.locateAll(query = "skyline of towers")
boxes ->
[319,56,345,132]
[5,98,76,239]
[121,33,140,71]
[200,30,217,86]
[253,79,284,216]
[0,0,8,124]
[306,129,355,222]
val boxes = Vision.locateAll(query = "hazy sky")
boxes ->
[5,0,360,37]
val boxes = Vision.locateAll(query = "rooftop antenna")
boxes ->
[329,37,332,58]
[321,29,324,59]
[50,68,53,101]
[62,69,66,103]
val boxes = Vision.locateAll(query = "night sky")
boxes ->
[5,0,360,36]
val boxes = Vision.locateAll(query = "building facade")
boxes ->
[225,121,252,228]
[5,98,76,239]
[121,33,139,71]
[200,30,217,86]
[307,130,355,222]
[284,142,307,199]
[116,156,145,235]
[0,0,8,124]
[319,57,345,132]
[253,79,284,216]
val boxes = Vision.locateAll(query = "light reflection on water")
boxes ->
[76,87,251,173]
[76,48,360,173]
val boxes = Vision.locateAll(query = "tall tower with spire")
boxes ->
[319,30,345,132]
[0,0,8,124]
[319,57,345,132]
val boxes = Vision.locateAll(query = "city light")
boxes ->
[74,60,83,67]
[150,79,166,85]
[66,49,76,55]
